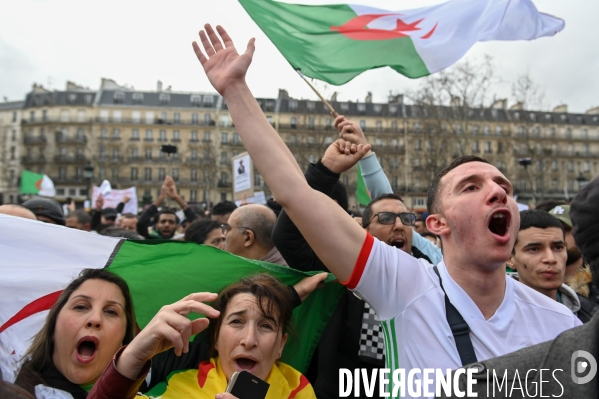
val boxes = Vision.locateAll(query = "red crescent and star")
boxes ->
[331,13,438,41]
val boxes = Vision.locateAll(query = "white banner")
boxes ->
[92,185,138,214]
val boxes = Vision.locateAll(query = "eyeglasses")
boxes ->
[367,212,416,227]
[221,224,253,235]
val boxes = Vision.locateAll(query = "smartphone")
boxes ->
[66,197,72,205]
[225,370,270,399]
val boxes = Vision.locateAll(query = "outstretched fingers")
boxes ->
[205,24,224,52]
[199,29,216,57]
[216,25,234,48]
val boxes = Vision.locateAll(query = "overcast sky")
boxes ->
[1,0,597,113]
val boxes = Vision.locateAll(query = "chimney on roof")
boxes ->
[157,80,162,92]
[553,104,568,113]
[66,81,84,91]
[166,85,172,92]
[510,101,525,110]
[330,92,337,102]
[278,89,289,99]
[491,98,508,110]
[585,106,599,114]
[388,94,403,104]
[365,92,373,103]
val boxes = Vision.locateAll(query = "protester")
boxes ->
[443,174,599,397]
[192,25,580,397]
[507,209,581,317]
[14,269,136,398]
[0,204,36,220]
[22,198,65,225]
[210,200,237,224]
[223,204,287,266]
[414,216,427,234]
[65,210,92,232]
[549,204,586,279]
[421,231,439,246]
[88,274,318,399]
[184,219,224,249]
[117,213,138,232]
[136,176,197,239]
[100,226,145,240]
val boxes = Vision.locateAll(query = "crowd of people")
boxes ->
[1,24,598,398]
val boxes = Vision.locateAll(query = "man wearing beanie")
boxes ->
[22,198,65,225]
[442,177,599,397]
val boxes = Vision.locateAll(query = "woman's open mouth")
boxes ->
[234,357,257,372]
[76,336,99,364]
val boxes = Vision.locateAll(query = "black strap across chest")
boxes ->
[433,265,478,366]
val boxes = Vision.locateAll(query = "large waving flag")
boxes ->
[0,215,343,383]
[239,0,564,84]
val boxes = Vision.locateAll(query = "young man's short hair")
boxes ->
[66,210,91,225]
[427,155,491,214]
[211,201,237,216]
[513,209,565,250]
[362,193,404,229]
[185,219,222,244]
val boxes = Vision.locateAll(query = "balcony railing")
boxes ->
[22,155,46,164]
[23,136,47,144]
[55,136,87,144]
[54,155,87,163]
[94,117,216,127]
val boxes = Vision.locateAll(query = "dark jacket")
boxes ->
[272,160,429,399]
[15,361,88,399]
[136,205,197,239]
[439,312,599,398]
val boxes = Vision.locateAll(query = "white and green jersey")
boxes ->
[343,234,581,399]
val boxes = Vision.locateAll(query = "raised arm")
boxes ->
[192,25,368,282]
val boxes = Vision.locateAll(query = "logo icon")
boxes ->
[552,206,565,215]
[571,350,597,384]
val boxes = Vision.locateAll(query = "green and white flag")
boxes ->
[0,215,343,383]
[356,164,370,206]
[239,0,564,84]
[20,169,56,197]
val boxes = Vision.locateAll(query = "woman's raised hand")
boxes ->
[117,292,220,379]
[192,24,255,96]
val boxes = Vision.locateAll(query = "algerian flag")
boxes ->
[356,164,370,206]
[0,215,343,384]
[239,0,564,84]
[20,170,56,197]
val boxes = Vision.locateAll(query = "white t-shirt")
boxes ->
[344,234,582,398]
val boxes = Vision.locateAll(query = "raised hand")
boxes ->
[335,115,370,148]
[94,194,104,211]
[293,273,329,302]
[117,292,220,379]
[321,139,372,174]
[192,24,256,96]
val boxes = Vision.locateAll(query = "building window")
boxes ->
[145,129,153,140]
[190,190,197,202]
[111,168,119,180]
[112,129,120,139]
[131,167,138,181]
[360,120,367,131]
[204,131,211,142]
[191,169,198,182]
[159,130,167,141]
[414,139,421,151]
[484,141,492,153]
[132,92,143,104]
[308,118,315,129]
[191,150,198,160]
[495,126,502,135]
[376,121,382,132]
[10,146,15,160]
[159,93,170,105]
[114,92,124,104]
[191,131,198,142]
[551,160,558,171]
[566,128,572,139]
[583,161,590,172]
[144,168,152,181]
[497,142,504,154]
[158,168,165,181]
[191,95,201,106]
[204,96,214,107]
[254,172,262,187]
[172,168,179,181]
[472,140,480,153]
[567,161,574,172]
[145,148,152,160]
[173,113,181,124]
[221,132,228,144]
[290,117,297,129]
[132,111,141,123]
[113,148,120,160]
[471,125,479,135]
[29,111,35,122]
[220,152,228,164]
[12,112,17,122]
[132,129,139,140]
[233,133,239,143]
[145,112,154,124]
[191,113,199,125]
[100,128,107,139]
[173,130,180,141]
[204,114,212,125]
[131,148,139,159]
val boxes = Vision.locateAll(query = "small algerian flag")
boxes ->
[20,170,56,197]
[0,215,343,383]
[239,0,564,84]
[356,164,370,206]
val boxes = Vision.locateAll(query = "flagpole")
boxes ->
[296,70,339,118]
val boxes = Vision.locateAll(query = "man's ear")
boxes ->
[507,255,516,270]
[426,213,449,236]
[244,229,255,247]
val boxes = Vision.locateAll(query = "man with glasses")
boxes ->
[221,204,287,266]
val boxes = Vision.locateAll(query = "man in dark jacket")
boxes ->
[440,174,599,398]
[137,176,197,239]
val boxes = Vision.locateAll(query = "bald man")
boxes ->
[221,204,287,266]
[0,204,37,220]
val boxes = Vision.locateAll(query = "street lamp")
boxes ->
[518,158,537,207]
[576,173,588,190]
[83,162,94,202]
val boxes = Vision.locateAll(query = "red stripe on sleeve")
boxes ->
[342,233,374,290]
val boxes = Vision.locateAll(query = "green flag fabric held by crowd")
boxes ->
[356,164,370,206]
[238,0,564,85]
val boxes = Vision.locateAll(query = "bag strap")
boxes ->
[433,265,478,366]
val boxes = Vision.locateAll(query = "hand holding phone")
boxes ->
[225,370,270,399]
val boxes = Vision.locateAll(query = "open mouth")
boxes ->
[235,357,257,371]
[76,336,98,363]
[488,211,509,237]
[389,238,406,250]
